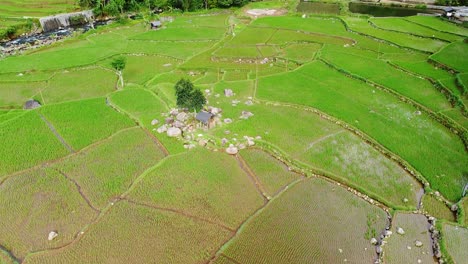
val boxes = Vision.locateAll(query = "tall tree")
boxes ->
[174,78,206,111]
[111,56,126,89]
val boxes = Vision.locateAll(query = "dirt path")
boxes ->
[125,199,236,233]
[53,168,100,213]
[37,112,74,153]
[235,155,269,203]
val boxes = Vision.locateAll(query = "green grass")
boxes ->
[431,42,468,73]
[0,0,77,17]
[24,201,231,263]
[218,178,387,263]
[0,167,97,259]
[51,127,166,209]
[405,16,468,37]
[0,111,68,179]
[421,194,456,222]
[0,109,25,124]
[240,149,300,197]
[167,14,228,28]
[39,98,135,150]
[369,17,463,42]
[41,67,116,104]
[392,61,453,81]
[119,55,179,85]
[441,223,468,263]
[128,149,264,229]
[384,212,434,264]
[256,61,468,202]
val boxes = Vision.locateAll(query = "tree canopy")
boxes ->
[175,79,206,111]
[79,0,250,15]
[111,56,126,71]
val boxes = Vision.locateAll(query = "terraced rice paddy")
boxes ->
[215,178,388,263]
[441,224,468,263]
[384,212,434,264]
[0,3,467,263]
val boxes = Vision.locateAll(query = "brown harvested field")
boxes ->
[240,148,300,197]
[23,201,232,263]
[442,223,468,264]
[217,178,388,264]
[384,212,435,264]
[0,168,97,259]
[51,127,166,209]
[421,194,456,222]
[128,148,264,229]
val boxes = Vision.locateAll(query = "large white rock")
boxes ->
[167,127,181,137]
[226,144,238,155]
[176,112,188,122]
[224,89,234,97]
[48,231,58,241]
[157,124,167,133]
[397,227,405,235]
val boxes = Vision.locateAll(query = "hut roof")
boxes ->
[24,99,41,110]
[151,21,162,27]
[196,111,213,124]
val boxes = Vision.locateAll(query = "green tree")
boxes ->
[174,79,206,111]
[111,56,126,89]
[189,88,206,111]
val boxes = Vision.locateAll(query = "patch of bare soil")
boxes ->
[245,9,287,18]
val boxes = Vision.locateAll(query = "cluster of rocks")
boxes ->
[1,31,70,57]
[222,135,258,155]
[427,216,443,261]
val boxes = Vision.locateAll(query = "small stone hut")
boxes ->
[150,21,162,29]
[196,111,215,129]
[24,99,41,110]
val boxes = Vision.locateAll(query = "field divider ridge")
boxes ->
[235,154,269,203]
[53,168,101,213]
[124,198,236,233]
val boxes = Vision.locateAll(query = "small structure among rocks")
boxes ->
[196,111,215,129]
[24,99,41,110]
[150,20,162,29]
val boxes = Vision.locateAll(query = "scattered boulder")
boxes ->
[198,139,207,147]
[226,144,238,155]
[370,238,378,245]
[238,143,246,150]
[403,198,409,203]
[376,246,382,254]
[170,109,179,116]
[176,112,188,122]
[157,125,167,133]
[451,204,458,212]
[415,240,423,247]
[205,89,211,94]
[167,127,181,137]
[224,89,234,97]
[385,230,393,236]
[48,231,58,241]
[221,138,228,146]
[224,118,232,124]
[174,120,185,128]
[165,117,174,124]
[151,119,159,126]
[397,227,405,235]
[240,111,254,119]
[245,100,253,106]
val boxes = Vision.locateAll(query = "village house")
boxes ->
[196,111,215,129]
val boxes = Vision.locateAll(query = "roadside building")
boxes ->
[196,111,215,129]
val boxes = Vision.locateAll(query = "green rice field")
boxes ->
[0,2,467,263]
